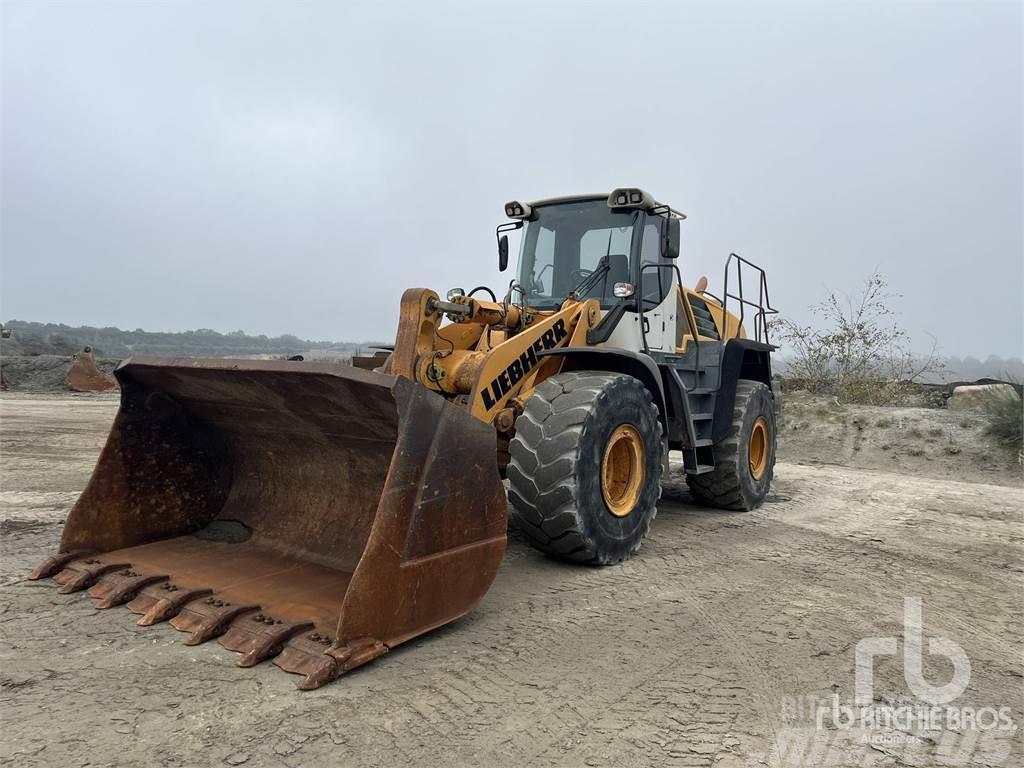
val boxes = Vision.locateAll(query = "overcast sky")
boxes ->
[2,1,1021,356]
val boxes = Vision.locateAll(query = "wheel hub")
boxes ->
[601,425,645,517]
[749,416,769,480]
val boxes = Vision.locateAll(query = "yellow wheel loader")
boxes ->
[31,188,778,688]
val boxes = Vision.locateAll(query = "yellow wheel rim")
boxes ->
[601,425,645,517]
[749,417,769,480]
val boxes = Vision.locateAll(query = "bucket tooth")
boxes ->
[29,551,91,581]
[335,638,388,676]
[219,614,314,667]
[170,596,259,645]
[55,561,131,594]
[274,633,340,690]
[88,570,169,609]
[128,584,214,626]
[274,634,387,690]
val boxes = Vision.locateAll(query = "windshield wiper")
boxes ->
[567,257,611,300]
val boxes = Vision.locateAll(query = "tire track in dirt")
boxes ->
[2,395,1022,767]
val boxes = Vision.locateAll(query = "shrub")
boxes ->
[773,271,943,405]
[980,380,1023,456]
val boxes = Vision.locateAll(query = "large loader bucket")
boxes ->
[30,357,507,689]
[66,347,117,392]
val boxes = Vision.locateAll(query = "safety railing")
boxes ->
[720,252,777,344]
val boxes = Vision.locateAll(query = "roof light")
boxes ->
[503,200,532,219]
[608,188,655,209]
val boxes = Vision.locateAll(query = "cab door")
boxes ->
[635,216,678,352]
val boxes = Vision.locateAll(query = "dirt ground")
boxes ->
[1,393,1021,767]
[779,391,1023,487]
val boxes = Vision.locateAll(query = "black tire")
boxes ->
[507,371,664,564]
[687,379,776,510]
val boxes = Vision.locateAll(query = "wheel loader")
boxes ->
[30,188,778,689]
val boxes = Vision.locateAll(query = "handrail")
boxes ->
[720,252,778,344]
[638,262,699,383]
[698,289,723,305]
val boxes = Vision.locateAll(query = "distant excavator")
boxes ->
[31,189,777,688]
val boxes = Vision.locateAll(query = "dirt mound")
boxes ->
[65,347,117,392]
[778,391,1022,486]
[0,353,119,392]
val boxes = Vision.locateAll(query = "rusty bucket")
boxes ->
[65,347,117,392]
[31,357,507,688]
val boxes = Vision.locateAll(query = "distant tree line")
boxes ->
[940,355,1024,383]
[1,320,378,358]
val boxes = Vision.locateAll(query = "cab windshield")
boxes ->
[516,200,663,310]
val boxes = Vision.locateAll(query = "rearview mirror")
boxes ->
[663,219,680,259]
[498,235,509,272]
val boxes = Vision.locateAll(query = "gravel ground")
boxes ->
[1,393,1021,767]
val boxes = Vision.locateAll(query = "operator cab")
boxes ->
[498,188,686,352]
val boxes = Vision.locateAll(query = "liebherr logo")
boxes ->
[479,319,568,411]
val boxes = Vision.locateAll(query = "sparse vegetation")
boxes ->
[980,379,1023,456]
[777,390,1021,485]
[773,271,944,405]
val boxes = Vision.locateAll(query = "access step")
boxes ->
[685,464,716,475]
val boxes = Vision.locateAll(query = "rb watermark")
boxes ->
[774,597,1018,766]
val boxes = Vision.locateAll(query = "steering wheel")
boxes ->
[569,268,594,283]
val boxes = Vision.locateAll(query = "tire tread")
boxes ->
[686,379,774,510]
[508,371,663,564]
